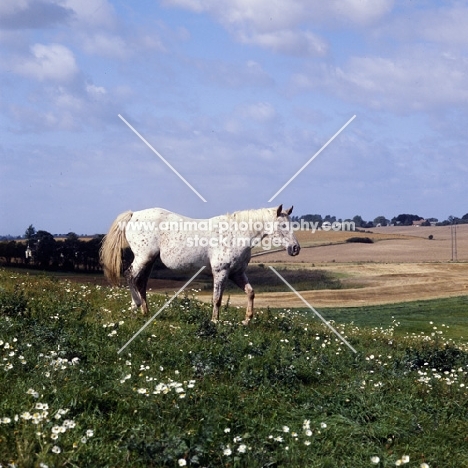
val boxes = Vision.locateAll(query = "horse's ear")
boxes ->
[276,204,283,217]
[285,206,293,215]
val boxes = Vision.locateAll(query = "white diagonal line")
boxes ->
[118,266,206,354]
[268,115,356,202]
[268,266,357,354]
[118,114,207,203]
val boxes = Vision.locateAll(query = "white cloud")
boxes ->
[5,77,115,132]
[11,43,78,82]
[86,83,107,97]
[379,4,468,48]
[292,47,468,112]
[9,105,61,130]
[61,0,117,29]
[239,102,276,122]
[138,33,167,52]
[0,0,73,29]
[0,0,118,30]
[193,59,273,88]
[164,0,393,29]
[162,0,394,56]
[0,0,29,16]
[82,30,168,59]
[80,32,131,58]
[238,29,327,56]
[53,86,84,112]
[327,0,394,25]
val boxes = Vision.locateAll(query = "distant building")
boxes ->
[412,219,426,227]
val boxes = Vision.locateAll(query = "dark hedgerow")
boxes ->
[345,236,374,244]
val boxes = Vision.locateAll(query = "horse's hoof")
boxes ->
[241,320,250,326]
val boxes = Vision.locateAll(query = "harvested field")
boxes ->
[253,224,468,263]
[224,262,468,309]
[200,225,468,308]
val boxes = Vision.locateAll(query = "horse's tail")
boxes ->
[100,211,133,285]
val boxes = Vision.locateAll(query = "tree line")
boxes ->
[291,212,468,228]
[0,225,103,272]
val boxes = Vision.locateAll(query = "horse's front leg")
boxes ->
[211,269,228,323]
[230,271,255,325]
[243,283,255,325]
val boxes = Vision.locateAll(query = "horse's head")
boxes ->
[272,204,301,256]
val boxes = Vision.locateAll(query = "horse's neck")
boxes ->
[229,210,273,237]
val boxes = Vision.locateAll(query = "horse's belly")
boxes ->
[160,247,209,271]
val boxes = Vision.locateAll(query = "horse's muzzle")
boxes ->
[287,244,301,256]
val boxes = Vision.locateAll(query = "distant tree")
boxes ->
[300,214,323,224]
[352,215,365,228]
[24,224,36,240]
[391,214,423,226]
[82,235,104,271]
[59,232,81,271]
[436,219,450,226]
[462,213,468,220]
[447,215,462,225]
[0,241,18,265]
[35,230,57,269]
[373,216,389,227]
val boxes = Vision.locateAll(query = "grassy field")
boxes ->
[1,269,468,467]
[317,297,468,342]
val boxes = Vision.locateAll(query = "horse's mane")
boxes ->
[227,207,277,224]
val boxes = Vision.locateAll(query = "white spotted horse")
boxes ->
[100,205,300,324]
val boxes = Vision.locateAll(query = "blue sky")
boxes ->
[1,0,468,235]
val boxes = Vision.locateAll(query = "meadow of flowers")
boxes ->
[0,268,467,467]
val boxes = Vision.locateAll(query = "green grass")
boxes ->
[0,269,468,467]
[307,297,468,342]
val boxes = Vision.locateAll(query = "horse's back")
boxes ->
[125,208,251,273]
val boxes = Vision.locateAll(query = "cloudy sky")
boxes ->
[1,0,468,235]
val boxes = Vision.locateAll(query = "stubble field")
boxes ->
[231,224,468,309]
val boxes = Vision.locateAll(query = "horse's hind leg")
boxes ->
[124,264,143,312]
[230,271,255,325]
[136,261,154,314]
[125,257,155,314]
